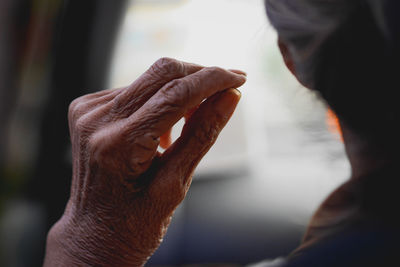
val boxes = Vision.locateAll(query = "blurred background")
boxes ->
[0,0,349,266]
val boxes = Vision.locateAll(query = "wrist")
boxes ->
[44,215,149,267]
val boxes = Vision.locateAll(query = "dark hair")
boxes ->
[265,0,400,148]
[315,4,398,142]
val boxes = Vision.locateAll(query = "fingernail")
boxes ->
[229,69,247,77]
[214,88,241,117]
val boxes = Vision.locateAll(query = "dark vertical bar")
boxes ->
[24,0,128,265]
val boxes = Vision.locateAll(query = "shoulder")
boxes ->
[286,224,400,267]
[286,165,400,267]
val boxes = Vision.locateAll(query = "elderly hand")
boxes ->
[44,58,246,266]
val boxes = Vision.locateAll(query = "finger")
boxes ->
[228,69,247,76]
[184,106,199,121]
[68,87,125,124]
[73,87,125,109]
[111,67,245,185]
[148,88,241,207]
[129,66,246,141]
[111,58,204,118]
[160,128,172,149]
[80,87,125,112]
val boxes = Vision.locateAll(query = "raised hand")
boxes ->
[44,58,246,266]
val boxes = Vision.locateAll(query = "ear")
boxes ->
[278,38,313,89]
[277,38,296,76]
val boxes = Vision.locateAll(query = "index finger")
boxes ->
[127,66,246,138]
[112,58,204,117]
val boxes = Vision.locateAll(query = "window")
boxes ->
[109,1,349,263]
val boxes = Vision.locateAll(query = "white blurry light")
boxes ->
[110,0,270,175]
[109,0,349,219]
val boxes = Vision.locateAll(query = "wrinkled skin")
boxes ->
[44,58,246,266]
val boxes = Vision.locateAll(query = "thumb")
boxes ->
[148,88,241,206]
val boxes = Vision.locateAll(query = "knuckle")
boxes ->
[68,98,81,121]
[111,87,139,117]
[159,79,188,109]
[164,78,183,93]
[74,115,91,133]
[68,97,80,111]
[152,57,183,77]
[111,93,126,112]
[68,96,89,122]
[87,129,112,166]
[74,110,104,136]
[112,91,134,113]
[206,66,226,77]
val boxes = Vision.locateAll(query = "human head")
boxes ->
[265,0,400,150]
